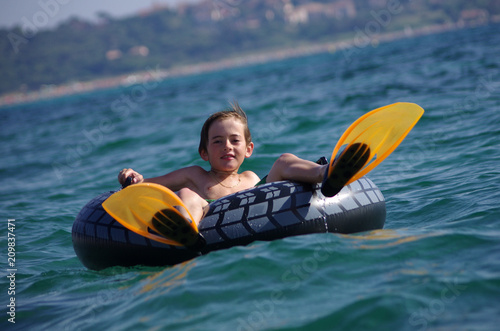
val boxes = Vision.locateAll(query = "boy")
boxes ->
[118,103,331,226]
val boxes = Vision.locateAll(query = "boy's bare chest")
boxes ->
[202,183,237,200]
[200,176,253,200]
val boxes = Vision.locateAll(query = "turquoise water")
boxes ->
[1,23,500,330]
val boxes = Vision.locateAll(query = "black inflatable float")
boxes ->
[73,176,385,270]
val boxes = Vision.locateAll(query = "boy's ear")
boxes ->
[200,148,209,161]
[245,142,254,158]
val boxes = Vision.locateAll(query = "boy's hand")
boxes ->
[118,168,144,185]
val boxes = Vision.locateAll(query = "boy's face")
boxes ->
[200,118,254,172]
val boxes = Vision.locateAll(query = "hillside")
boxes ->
[1,0,498,100]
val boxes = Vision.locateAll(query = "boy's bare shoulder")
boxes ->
[181,165,209,177]
[241,170,261,184]
[171,165,210,190]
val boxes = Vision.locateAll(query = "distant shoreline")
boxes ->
[0,21,487,108]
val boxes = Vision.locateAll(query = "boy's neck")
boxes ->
[209,169,241,188]
[209,169,239,177]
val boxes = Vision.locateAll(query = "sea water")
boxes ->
[1,23,499,330]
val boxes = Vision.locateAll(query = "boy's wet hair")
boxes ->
[199,102,252,155]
